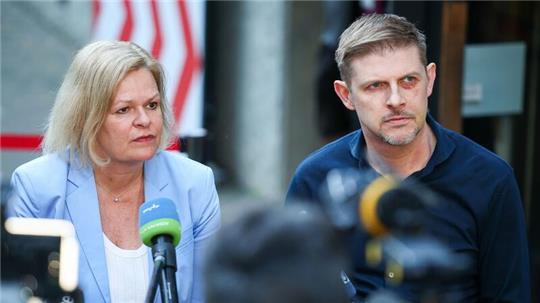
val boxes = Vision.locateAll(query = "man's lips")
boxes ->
[383,115,414,126]
[385,116,411,122]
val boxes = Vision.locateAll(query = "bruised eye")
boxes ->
[400,76,418,88]
[147,101,159,110]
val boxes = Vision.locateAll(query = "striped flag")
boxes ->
[92,0,207,138]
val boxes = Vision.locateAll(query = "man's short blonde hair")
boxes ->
[335,14,427,85]
[42,40,173,166]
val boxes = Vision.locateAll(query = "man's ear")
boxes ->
[334,80,355,111]
[426,63,437,97]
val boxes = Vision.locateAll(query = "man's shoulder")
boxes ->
[296,130,360,175]
[287,131,360,203]
[443,128,513,176]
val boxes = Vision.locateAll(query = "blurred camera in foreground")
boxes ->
[320,168,472,302]
[204,204,350,303]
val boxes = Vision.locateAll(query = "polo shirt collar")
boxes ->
[349,130,361,160]
[348,113,456,173]
[421,113,456,175]
[348,130,372,170]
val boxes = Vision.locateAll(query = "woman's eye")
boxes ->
[116,107,129,114]
[147,101,159,110]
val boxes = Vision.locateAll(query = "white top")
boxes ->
[103,234,149,303]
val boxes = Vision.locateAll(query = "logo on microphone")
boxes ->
[142,203,160,214]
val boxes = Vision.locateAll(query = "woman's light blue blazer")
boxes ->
[8,150,221,303]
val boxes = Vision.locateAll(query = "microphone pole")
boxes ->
[153,235,179,303]
[146,255,165,303]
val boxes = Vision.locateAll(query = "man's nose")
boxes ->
[386,83,405,107]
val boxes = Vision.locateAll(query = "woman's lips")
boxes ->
[133,135,155,143]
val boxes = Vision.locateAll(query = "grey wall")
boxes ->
[1,1,91,179]
[284,2,326,189]
[208,1,325,201]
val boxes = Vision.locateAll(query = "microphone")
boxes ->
[139,198,181,247]
[359,176,432,237]
[321,169,470,286]
[358,176,470,284]
[139,198,181,303]
[320,169,435,235]
[319,168,380,230]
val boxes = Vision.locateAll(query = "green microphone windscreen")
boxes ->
[139,198,181,247]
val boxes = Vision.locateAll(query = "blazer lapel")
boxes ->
[143,153,170,202]
[65,163,110,302]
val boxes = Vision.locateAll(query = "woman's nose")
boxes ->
[134,108,150,127]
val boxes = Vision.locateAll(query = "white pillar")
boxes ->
[234,1,288,200]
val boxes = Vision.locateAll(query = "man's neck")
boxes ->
[364,125,437,177]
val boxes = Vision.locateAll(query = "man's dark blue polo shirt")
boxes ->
[286,115,530,302]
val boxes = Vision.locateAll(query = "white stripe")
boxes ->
[157,0,183,129]
[92,0,125,41]
[187,0,206,54]
[179,1,205,137]
[180,69,205,137]
[130,0,154,52]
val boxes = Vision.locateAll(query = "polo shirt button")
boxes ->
[386,262,403,285]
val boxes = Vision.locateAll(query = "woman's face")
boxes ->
[96,68,163,166]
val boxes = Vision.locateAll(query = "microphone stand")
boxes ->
[145,236,179,303]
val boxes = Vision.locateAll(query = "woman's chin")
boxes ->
[112,149,159,164]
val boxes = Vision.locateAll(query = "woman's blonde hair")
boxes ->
[42,40,173,166]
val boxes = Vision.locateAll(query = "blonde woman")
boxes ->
[9,41,221,303]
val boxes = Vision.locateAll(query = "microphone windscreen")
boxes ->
[358,176,397,237]
[139,198,181,247]
[377,187,425,232]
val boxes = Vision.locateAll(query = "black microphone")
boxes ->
[321,169,470,286]
[320,169,435,235]
[139,198,181,303]
[358,176,435,237]
[319,168,380,230]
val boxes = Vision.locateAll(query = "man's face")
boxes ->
[334,46,436,146]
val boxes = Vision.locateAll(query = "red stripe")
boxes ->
[0,134,43,151]
[0,133,180,153]
[0,133,180,152]
[119,0,133,41]
[166,139,180,151]
[91,0,101,32]
[173,0,200,126]
[150,0,163,58]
